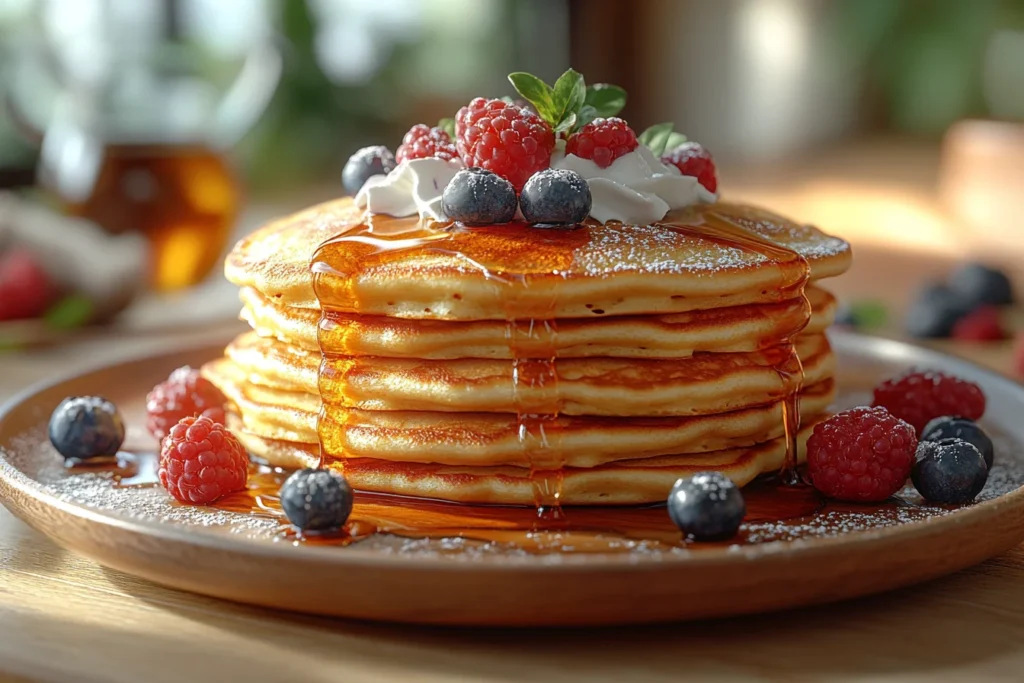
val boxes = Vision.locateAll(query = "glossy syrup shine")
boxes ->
[303,207,814,551]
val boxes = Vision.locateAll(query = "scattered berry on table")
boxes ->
[950,305,1006,342]
[667,472,745,541]
[948,263,1014,308]
[395,124,458,164]
[872,369,986,434]
[806,407,917,502]
[921,416,994,469]
[146,366,227,441]
[0,248,56,321]
[567,117,638,169]
[519,168,592,225]
[661,141,718,193]
[158,415,248,505]
[441,167,518,225]
[455,98,554,190]
[279,468,354,533]
[904,283,971,339]
[834,303,856,328]
[48,396,125,461]
[342,145,397,195]
[912,438,988,504]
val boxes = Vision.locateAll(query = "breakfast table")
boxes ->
[2,143,1024,682]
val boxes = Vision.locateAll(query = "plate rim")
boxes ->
[1,330,1023,573]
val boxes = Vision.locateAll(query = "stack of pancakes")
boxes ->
[205,199,851,505]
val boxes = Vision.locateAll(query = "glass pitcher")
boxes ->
[5,0,281,291]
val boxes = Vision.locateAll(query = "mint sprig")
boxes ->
[508,69,626,135]
[639,123,688,156]
[437,117,455,138]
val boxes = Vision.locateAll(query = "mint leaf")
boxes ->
[508,72,557,123]
[585,84,626,117]
[576,104,599,129]
[664,131,688,152]
[553,111,577,134]
[552,68,586,128]
[639,122,677,156]
[437,117,455,138]
[44,295,93,329]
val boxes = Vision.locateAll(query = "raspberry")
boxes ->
[662,142,718,193]
[872,369,986,434]
[455,98,554,190]
[395,124,457,164]
[806,407,917,502]
[951,305,1006,342]
[159,415,248,504]
[566,117,638,169]
[0,248,56,321]
[146,366,227,441]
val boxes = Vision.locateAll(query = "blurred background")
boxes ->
[0,0,1022,378]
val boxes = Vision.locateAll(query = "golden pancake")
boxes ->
[206,351,833,466]
[219,331,832,417]
[239,284,837,358]
[227,198,851,316]
[229,416,818,505]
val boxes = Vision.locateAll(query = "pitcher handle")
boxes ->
[210,39,283,150]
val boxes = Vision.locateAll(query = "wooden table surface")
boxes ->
[3,178,1024,681]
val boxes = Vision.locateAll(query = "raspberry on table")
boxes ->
[806,407,918,502]
[396,124,458,164]
[661,141,718,193]
[0,248,56,321]
[950,305,1006,342]
[159,415,248,505]
[872,369,986,434]
[566,117,638,169]
[146,366,227,441]
[455,97,555,190]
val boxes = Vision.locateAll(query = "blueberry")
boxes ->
[833,302,856,328]
[279,468,354,532]
[519,168,592,226]
[904,283,970,338]
[912,438,988,504]
[441,167,517,225]
[949,263,1014,307]
[342,145,396,195]
[48,396,125,461]
[921,416,994,469]
[667,472,745,541]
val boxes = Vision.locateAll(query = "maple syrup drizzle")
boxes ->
[300,207,818,549]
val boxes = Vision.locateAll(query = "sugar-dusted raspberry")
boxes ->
[566,117,638,169]
[661,141,718,193]
[159,415,248,505]
[395,124,458,164]
[146,366,227,441]
[872,369,986,434]
[806,407,917,502]
[0,248,56,321]
[455,98,554,190]
[951,305,1006,342]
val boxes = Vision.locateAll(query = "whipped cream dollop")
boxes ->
[354,145,716,225]
[551,144,717,224]
[355,157,464,222]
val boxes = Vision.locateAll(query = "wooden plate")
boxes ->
[1,331,1024,626]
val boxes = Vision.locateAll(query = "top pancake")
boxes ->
[227,198,851,318]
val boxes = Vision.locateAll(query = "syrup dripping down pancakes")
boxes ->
[207,197,851,505]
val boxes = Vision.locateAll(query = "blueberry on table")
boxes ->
[48,396,125,461]
[519,168,592,226]
[904,283,970,339]
[441,167,518,225]
[342,145,397,195]
[912,438,989,504]
[949,263,1014,308]
[280,468,354,532]
[667,472,746,541]
[921,416,994,469]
